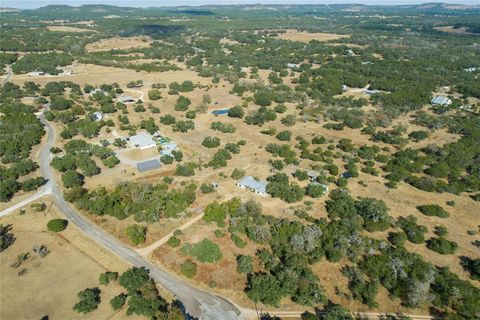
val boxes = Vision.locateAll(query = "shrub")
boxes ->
[417,204,449,218]
[231,233,247,248]
[99,271,118,285]
[126,224,146,245]
[110,293,127,311]
[182,239,222,263]
[276,130,292,141]
[200,183,215,194]
[231,168,245,179]
[397,215,427,244]
[228,105,244,118]
[62,171,84,188]
[73,287,101,314]
[388,231,407,247]
[426,237,458,255]
[180,260,197,278]
[47,219,68,232]
[434,225,448,237]
[202,136,221,148]
[167,236,181,248]
[237,255,253,274]
[174,96,191,111]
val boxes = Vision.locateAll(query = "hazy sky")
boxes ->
[2,0,480,9]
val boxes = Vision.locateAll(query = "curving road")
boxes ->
[37,112,242,320]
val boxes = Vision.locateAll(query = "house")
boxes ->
[90,88,107,96]
[93,111,103,121]
[136,159,162,172]
[117,95,136,104]
[128,133,156,149]
[307,170,319,182]
[236,176,268,196]
[464,67,477,72]
[27,71,45,77]
[363,89,383,96]
[287,63,300,69]
[159,142,177,156]
[431,96,452,106]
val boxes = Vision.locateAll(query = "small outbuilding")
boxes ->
[137,159,162,172]
[117,95,136,104]
[431,96,452,106]
[93,111,103,121]
[236,176,268,196]
[160,142,178,156]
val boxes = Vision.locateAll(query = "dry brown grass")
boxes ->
[276,29,351,43]
[434,26,479,35]
[85,37,153,52]
[47,26,97,33]
[0,196,135,320]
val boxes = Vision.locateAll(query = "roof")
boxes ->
[118,95,136,103]
[136,159,161,172]
[237,176,267,194]
[93,111,103,121]
[129,133,156,148]
[431,96,451,105]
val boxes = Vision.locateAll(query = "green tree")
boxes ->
[73,287,101,314]
[126,224,147,245]
[47,219,68,232]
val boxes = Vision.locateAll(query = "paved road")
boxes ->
[37,112,242,320]
[0,185,51,218]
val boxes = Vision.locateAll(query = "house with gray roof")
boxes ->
[117,95,136,104]
[431,96,452,106]
[236,176,268,196]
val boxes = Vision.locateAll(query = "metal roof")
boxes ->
[237,176,267,194]
[431,96,451,105]
[129,133,156,148]
[136,159,162,172]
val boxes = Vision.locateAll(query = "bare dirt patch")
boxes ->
[85,37,153,52]
[276,29,351,43]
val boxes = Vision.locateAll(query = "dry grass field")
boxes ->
[276,29,351,43]
[46,25,97,33]
[0,196,140,320]
[85,37,153,52]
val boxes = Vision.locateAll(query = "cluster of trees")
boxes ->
[74,267,186,318]
[0,102,46,201]
[12,53,73,75]
[72,181,196,222]
[0,224,15,252]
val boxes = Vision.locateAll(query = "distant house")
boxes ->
[90,88,107,96]
[307,170,319,182]
[117,95,136,104]
[93,111,103,121]
[464,67,477,72]
[128,133,156,149]
[287,63,300,69]
[137,159,162,172]
[431,96,452,106]
[236,176,268,196]
[27,71,45,77]
[363,89,383,96]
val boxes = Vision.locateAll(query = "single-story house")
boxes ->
[287,63,300,69]
[93,111,103,121]
[128,133,156,149]
[90,89,107,96]
[137,159,162,172]
[431,96,452,106]
[27,71,45,77]
[363,89,383,96]
[464,67,477,72]
[236,176,268,196]
[117,95,136,104]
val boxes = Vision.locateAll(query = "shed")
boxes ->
[117,95,136,104]
[307,170,319,182]
[136,159,162,172]
[431,96,452,106]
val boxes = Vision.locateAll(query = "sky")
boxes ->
[1,0,480,9]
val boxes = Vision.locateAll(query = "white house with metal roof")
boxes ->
[236,176,268,196]
[159,142,178,156]
[431,96,452,106]
[128,133,156,149]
